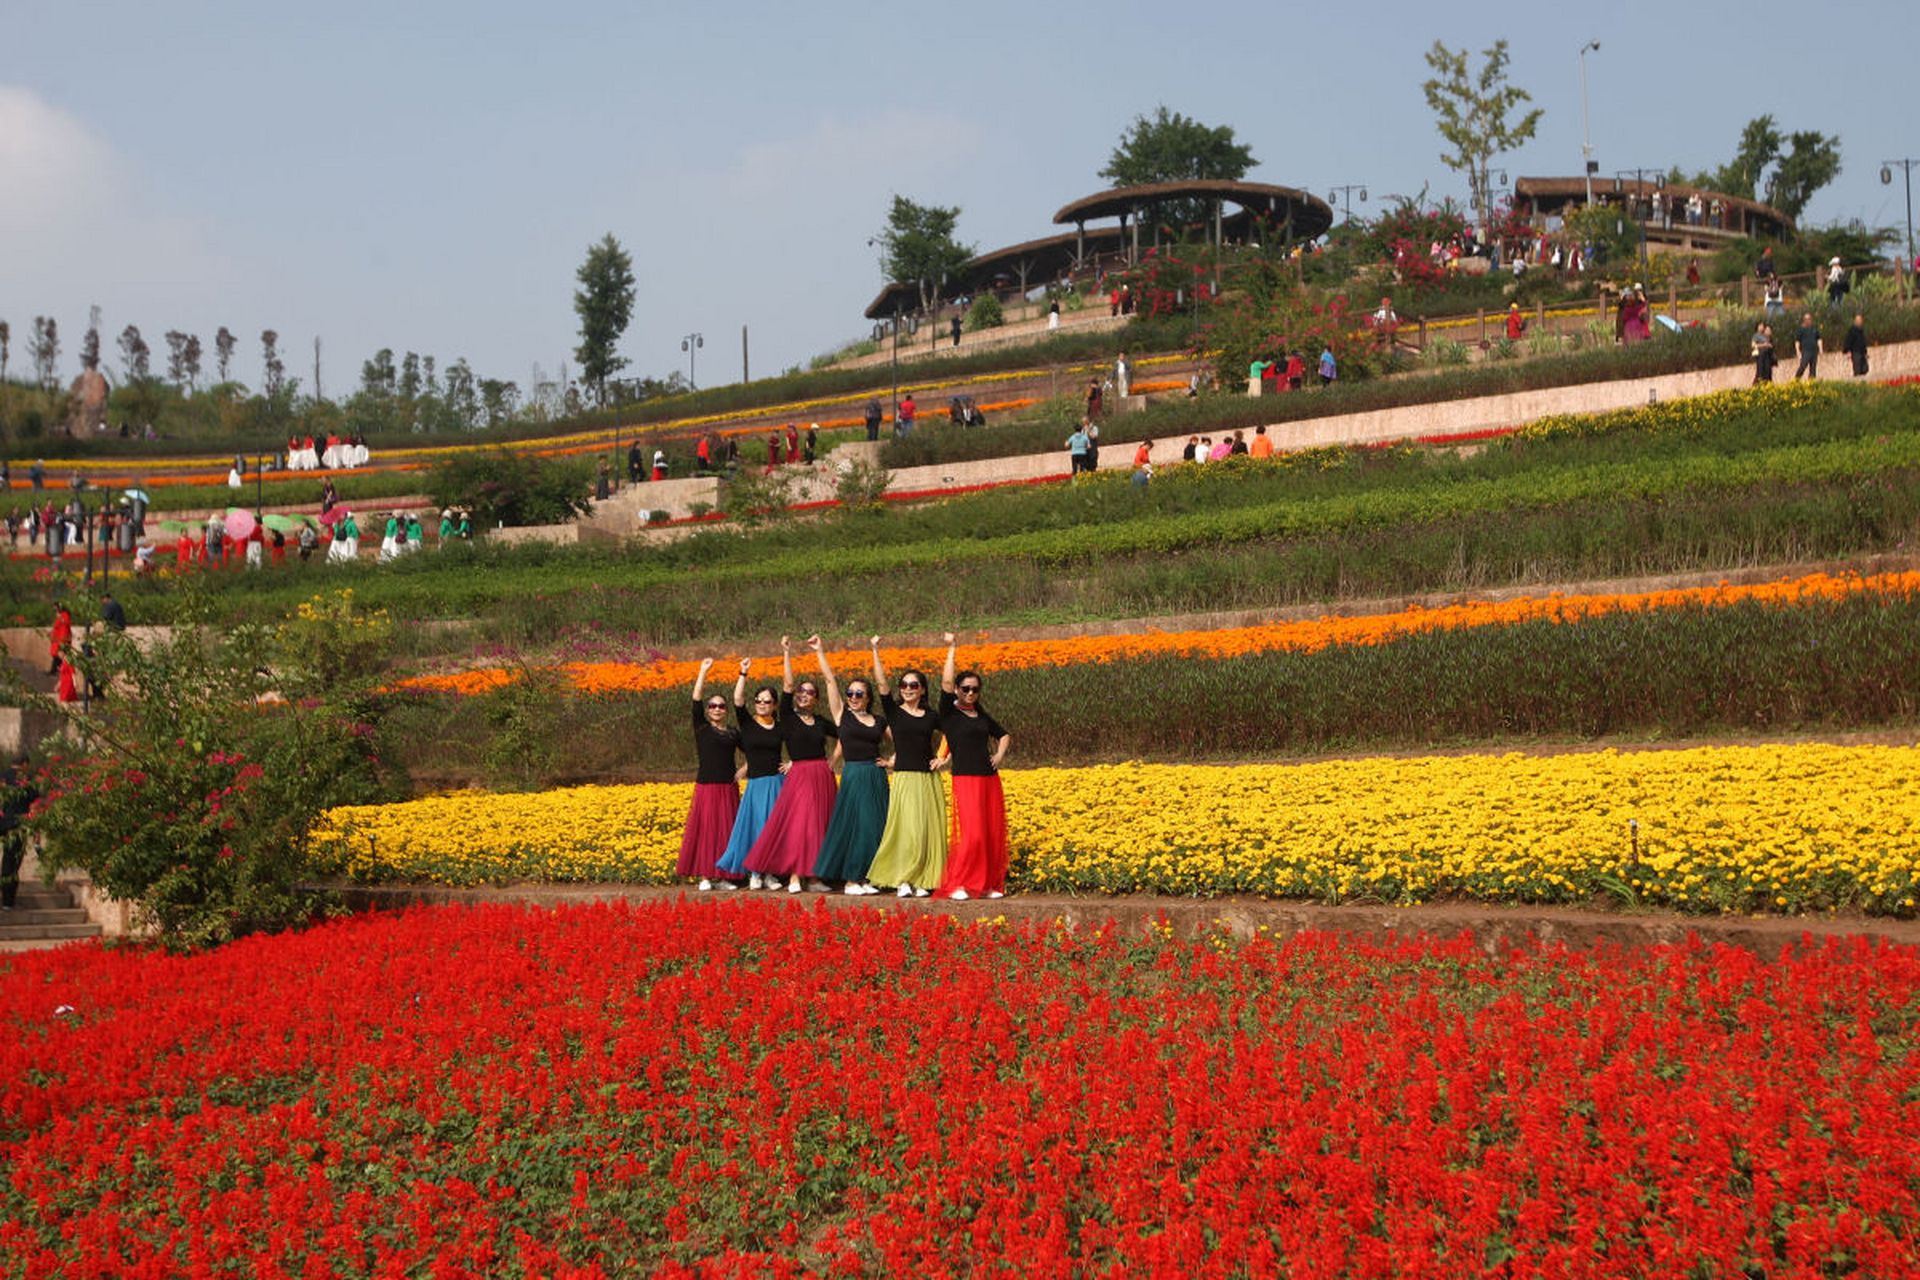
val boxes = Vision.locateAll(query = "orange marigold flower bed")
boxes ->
[396,569,1920,698]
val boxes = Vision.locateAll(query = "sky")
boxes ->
[3,0,1915,398]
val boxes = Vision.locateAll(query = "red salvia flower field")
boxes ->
[5,901,1920,1277]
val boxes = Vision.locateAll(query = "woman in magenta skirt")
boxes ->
[744,635,839,893]
[935,633,1012,901]
[676,658,743,892]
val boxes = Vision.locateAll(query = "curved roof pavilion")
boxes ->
[863,180,1335,320]
[1513,177,1794,247]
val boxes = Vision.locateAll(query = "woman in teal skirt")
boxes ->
[864,636,948,897]
[809,635,892,893]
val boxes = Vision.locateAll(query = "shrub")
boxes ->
[965,295,1005,331]
[426,446,593,528]
[20,587,402,949]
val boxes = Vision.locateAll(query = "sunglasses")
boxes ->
[958,684,981,694]
[705,701,727,710]
[796,686,818,696]
[847,689,869,698]
[899,680,923,689]
[753,696,775,704]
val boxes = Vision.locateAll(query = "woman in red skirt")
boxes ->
[935,633,1011,901]
[744,636,839,893]
[676,658,744,891]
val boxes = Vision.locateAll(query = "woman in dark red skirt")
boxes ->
[676,657,744,891]
[935,633,1012,901]
[744,636,839,893]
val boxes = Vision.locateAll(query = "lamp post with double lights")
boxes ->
[1614,169,1664,265]
[1884,159,1917,296]
[1326,184,1368,225]
[680,332,703,391]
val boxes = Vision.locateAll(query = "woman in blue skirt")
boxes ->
[715,657,787,884]
[810,635,892,894]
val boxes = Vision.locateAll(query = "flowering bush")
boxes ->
[28,588,404,948]
[319,743,1920,916]
[5,903,1920,1276]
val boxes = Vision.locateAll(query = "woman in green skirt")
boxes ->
[863,636,948,897]
[808,635,892,893]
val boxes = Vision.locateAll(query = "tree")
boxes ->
[877,195,974,320]
[21,588,401,950]
[1099,106,1256,229]
[441,358,478,430]
[164,330,191,387]
[572,233,636,404]
[1695,116,1842,220]
[118,326,151,382]
[0,320,9,384]
[261,329,286,398]
[30,316,59,391]
[214,326,236,383]
[360,348,397,396]
[1421,39,1543,233]
[182,334,203,391]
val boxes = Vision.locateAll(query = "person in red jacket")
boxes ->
[47,604,71,675]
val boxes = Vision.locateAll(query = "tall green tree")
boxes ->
[1099,106,1258,232]
[1421,39,1543,233]
[877,195,973,318]
[573,233,636,405]
[1696,116,1841,220]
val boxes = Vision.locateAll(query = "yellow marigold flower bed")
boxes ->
[318,743,1920,915]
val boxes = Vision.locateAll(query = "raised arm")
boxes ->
[870,635,888,696]
[809,634,842,722]
[733,657,750,710]
[780,635,795,694]
[941,632,958,694]
[692,656,714,703]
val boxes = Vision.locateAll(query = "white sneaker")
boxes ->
[718,880,739,892]
[950,888,969,902]
[807,880,832,893]
[896,884,913,898]
[749,873,765,891]
[786,876,802,894]
[985,891,1004,899]
[914,887,930,898]
[698,879,713,892]
[844,884,866,896]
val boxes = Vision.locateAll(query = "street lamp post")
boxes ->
[1579,40,1601,206]
[1326,185,1368,225]
[1884,160,1918,292]
[680,332,704,390]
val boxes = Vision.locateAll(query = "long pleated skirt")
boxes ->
[676,781,741,878]
[865,771,949,891]
[813,760,889,881]
[717,773,784,876]
[939,773,1008,897]
[744,759,837,877]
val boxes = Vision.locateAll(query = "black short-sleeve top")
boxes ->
[735,705,786,779]
[691,700,741,784]
[779,691,837,761]
[882,694,941,772]
[938,691,1006,776]
[837,708,888,763]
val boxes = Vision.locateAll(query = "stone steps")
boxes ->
[0,882,103,951]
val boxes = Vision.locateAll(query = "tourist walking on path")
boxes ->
[1792,314,1821,380]
[1066,423,1091,476]
[47,604,70,676]
[866,640,947,898]
[716,660,787,885]
[811,638,891,895]
[743,636,839,893]
[936,634,1011,901]
[677,659,743,892]
[1842,314,1869,377]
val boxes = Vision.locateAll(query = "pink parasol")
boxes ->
[317,506,347,526]
[223,508,257,540]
